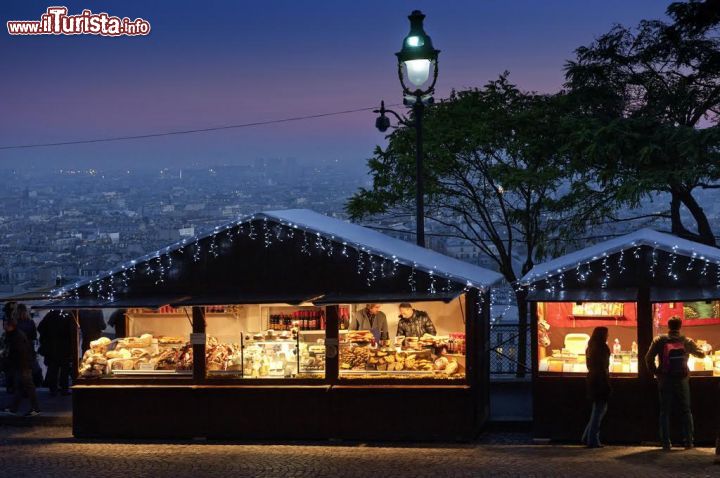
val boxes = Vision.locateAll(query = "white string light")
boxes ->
[301,231,311,256]
[701,257,710,276]
[650,246,658,278]
[192,240,202,263]
[262,219,272,248]
[408,263,417,292]
[314,232,325,251]
[356,247,365,275]
[428,269,437,294]
[55,215,474,303]
[666,246,678,280]
[601,255,610,288]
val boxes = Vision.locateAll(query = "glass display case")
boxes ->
[205,304,326,379]
[653,301,720,376]
[536,302,639,375]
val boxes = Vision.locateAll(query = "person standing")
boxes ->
[38,310,74,396]
[645,316,705,450]
[107,308,127,338]
[1,301,17,393]
[396,303,436,338]
[348,304,388,337]
[13,304,42,387]
[78,309,106,353]
[581,327,611,448]
[2,316,40,416]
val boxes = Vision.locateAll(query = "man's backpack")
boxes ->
[661,340,687,377]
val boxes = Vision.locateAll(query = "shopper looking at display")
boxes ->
[645,316,705,450]
[396,303,436,338]
[581,326,611,448]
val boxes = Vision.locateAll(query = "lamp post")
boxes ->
[374,10,439,248]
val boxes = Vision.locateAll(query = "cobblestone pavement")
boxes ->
[0,427,717,478]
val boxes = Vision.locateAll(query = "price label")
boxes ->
[190,333,206,345]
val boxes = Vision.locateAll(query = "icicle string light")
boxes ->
[51,214,485,303]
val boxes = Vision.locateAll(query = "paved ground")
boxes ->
[0,427,717,478]
[0,388,72,426]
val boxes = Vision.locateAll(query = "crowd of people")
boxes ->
[0,302,114,417]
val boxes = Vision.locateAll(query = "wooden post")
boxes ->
[71,309,80,380]
[324,305,339,382]
[465,288,481,388]
[529,301,539,426]
[192,306,206,382]
[637,287,653,381]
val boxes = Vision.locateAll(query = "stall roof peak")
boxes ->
[50,209,502,302]
[259,209,502,287]
[520,228,720,285]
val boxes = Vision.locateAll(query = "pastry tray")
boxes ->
[340,370,434,375]
[111,370,192,375]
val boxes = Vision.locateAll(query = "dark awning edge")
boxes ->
[650,288,720,302]
[33,296,191,310]
[170,293,325,307]
[526,288,638,302]
[312,290,462,305]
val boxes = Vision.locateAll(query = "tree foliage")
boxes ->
[565,0,720,245]
[348,75,592,282]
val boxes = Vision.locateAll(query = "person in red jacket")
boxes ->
[645,316,704,450]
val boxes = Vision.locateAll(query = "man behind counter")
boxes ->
[349,304,388,337]
[396,303,436,337]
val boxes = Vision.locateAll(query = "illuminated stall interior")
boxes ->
[537,301,639,375]
[653,301,720,375]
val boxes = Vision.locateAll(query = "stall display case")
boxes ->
[536,302,639,376]
[80,333,192,378]
[339,332,465,380]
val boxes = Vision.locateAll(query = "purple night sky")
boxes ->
[0,1,668,169]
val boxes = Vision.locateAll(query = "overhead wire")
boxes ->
[0,103,402,151]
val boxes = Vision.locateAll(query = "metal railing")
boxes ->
[489,323,531,376]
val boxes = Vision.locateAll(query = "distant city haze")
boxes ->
[1,0,666,169]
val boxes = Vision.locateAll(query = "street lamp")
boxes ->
[375,10,439,248]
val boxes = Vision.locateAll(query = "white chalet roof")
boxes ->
[521,228,720,285]
[261,209,503,288]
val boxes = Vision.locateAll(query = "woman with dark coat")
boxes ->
[581,326,611,448]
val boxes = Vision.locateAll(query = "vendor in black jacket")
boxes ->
[396,303,436,337]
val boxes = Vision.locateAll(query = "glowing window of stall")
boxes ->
[338,299,466,381]
[79,307,193,379]
[537,302,639,375]
[653,302,720,376]
[205,303,326,380]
